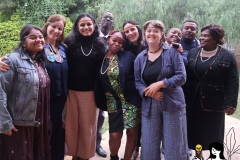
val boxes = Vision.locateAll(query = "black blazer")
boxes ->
[95,50,142,111]
[183,46,239,112]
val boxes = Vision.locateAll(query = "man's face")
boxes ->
[181,22,198,42]
[100,12,114,29]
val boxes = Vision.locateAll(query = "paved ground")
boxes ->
[65,115,240,160]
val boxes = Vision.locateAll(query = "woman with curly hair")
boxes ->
[64,13,105,160]
[183,24,239,160]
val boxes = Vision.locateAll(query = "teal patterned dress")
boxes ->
[99,55,141,133]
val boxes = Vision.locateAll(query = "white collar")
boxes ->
[99,30,109,38]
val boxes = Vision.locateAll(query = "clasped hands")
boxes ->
[144,81,166,100]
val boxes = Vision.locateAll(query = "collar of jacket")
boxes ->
[19,48,32,60]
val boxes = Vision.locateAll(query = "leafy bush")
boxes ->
[0,14,21,56]
[0,13,73,57]
[64,16,73,37]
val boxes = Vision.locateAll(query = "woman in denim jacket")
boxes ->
[134,20,189,160]
[183,24,239,160]
[0,14,68,160]
[0,25,51,160]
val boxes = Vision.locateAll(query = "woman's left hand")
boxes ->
[144,81,166,97]
[225,108,235,115]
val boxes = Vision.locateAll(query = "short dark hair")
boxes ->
[16,25,45,64]
[201,24,225,45]
[122,20,143,54]
[183,20,198,26]
[100,11,114,21]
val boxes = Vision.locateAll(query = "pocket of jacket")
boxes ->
[16,67,30,83]
[218,61,230,67]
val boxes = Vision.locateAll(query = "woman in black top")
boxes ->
[122,19,144,160]
[64,13,105,160]
[183,24,239,159]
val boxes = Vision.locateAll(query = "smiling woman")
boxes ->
[95,30,141,160]
[183,24,239,159]
[64,13,105,160]
[0,25,51,160]
[134,20,189,160]
[41,14,68,160]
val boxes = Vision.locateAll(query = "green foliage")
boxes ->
[97,0,240,48]
[0,12,73,56]
[0,14,21,56]
[68,0,101,22]
[0,0,17,21]
[17,0,72,27]
[64,16,73,37]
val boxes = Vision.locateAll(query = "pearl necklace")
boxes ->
[200,46,219,62]
[81,44,93,56]
[100,53,117,74]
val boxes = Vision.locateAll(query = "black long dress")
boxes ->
[186,55,225,150]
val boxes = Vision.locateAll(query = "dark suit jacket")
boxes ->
[183,46,239,111]
[95,50,141,111]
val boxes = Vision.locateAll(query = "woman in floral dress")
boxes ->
[95,30,141,160]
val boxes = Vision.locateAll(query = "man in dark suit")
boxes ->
[96,11,114,158]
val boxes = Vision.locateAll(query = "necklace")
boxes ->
[200,46,218,62]
[202,46,218,54]
[81,44,93,56]
[100,53,117,74]
[148,47,161,53]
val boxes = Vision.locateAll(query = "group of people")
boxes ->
[0,11,238,160]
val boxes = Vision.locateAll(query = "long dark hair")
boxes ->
[16,25,45,64]
[208,142,225,159]
[64,13,104,53]
[122,20,143,55]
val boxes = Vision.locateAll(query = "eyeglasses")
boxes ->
[103,15,113,21]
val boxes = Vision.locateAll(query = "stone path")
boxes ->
[65,115,240,160]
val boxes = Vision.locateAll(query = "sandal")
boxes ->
[130,150,139,160]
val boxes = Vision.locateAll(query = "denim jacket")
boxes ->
[134,44,186,116]
[183,46,239,112]
[0,50,44,133]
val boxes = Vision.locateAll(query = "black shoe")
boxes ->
[96,145,107,157]
[110,154,119,160]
